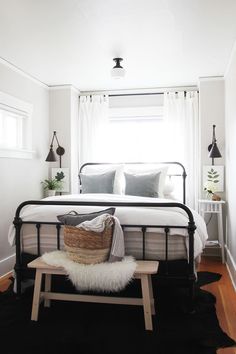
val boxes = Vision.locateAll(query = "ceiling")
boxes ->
[0,0,236,91]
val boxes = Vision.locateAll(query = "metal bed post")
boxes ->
[13,215,23,297]
[187,218,197,311]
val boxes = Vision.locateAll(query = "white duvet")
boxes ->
[8,193,208,259]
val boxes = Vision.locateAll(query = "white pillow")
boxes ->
[123,165,169,198]
[79,164,124,194]
[163,178,175,197]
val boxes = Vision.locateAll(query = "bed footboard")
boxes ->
[13,200,196,302]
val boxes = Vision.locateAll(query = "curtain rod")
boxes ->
[80,86,199,97]
[80,91,199,98]
[109,90,199,97]
[109,92,164,97]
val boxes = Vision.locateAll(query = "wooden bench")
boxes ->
[28,258,159,331]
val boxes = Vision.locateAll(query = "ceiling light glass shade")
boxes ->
[45,147,57,162]
[111,67,126,79]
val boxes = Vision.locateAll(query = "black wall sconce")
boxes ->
[208,124,222,165]
[45,131,65,168]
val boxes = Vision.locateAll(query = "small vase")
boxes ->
[47,189,56,197]
[212,193,221,201]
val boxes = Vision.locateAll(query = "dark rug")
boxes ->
[196,271,222,287]
[0,272,235,354]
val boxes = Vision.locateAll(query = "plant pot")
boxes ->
[47,189,56,197]
[212,193,221,201]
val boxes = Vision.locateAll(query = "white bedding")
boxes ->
[8,193,208,260]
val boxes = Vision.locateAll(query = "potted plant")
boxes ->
[42,171,65,197]
[204,181,221,201]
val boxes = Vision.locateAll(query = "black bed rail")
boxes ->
[13,200,195,298]
[79,162,187,204]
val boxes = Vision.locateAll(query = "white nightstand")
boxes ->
[198,199,225,263]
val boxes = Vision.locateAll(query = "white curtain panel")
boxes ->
[78,95,109,166]
[163,91,199,209]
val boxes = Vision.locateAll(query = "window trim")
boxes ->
[0,91,35,159]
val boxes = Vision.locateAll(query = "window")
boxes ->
[106,94,165,162]
[0,91,34,159]
[108,106,164,161]
[78,91,198,208]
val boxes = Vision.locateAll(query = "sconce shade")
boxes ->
[45,147,57,162]
[209,143,222,158]
[208,124,222,165]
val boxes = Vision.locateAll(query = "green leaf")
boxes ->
[213,180,219,183]
[55,171,65,181]
[41,177,62,190]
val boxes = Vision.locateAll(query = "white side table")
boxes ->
[198,199,225,263]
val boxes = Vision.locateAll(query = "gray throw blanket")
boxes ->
[78,214,125,262]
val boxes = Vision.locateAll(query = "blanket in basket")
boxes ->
[78,214,125,262]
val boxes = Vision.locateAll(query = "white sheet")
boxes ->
[8,193,208,259]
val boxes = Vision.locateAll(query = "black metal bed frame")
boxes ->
[13,162,196,305]
[79,161,187,204]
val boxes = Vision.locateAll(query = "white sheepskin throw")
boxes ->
[42,250,137,292]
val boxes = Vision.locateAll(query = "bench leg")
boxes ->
[148,275,155,315]
[31,269,43,321]
[44,274,52,308]
[140,274,153,331]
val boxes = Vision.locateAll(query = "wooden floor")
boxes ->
[198,256,236,354]
[0,257,235,353]
[0,272,12,292]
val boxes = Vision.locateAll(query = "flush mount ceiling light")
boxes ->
[111,57,125,79]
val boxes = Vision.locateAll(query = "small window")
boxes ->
[0,91,34,159]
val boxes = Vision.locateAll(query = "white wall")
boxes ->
[199,77,225,188]
[198,78,225,250]
[224,42,236,287]
[0,60,49,276]
[49,86,79,193]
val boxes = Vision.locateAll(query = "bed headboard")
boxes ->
[79,162,187,204]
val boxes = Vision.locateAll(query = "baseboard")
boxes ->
[225,246,236,291]
[0,253,15,278]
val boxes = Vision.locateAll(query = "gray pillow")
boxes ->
[57,207,116,226]
[124,172,161,198]
[80,171,116,194]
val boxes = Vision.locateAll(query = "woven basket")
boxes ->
[64,220,113,264]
